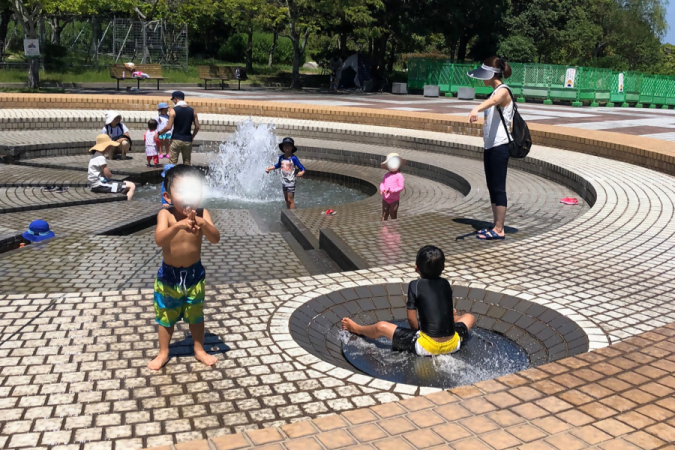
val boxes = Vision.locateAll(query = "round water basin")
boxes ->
[341,321,529,389]
[135,174,373,230]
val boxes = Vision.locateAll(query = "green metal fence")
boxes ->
[406,58,675,107]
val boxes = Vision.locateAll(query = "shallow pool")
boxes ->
[134,176,370,231]
[341,321,530,389]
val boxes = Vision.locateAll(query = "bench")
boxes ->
[109,64,166,91]
[198,65,248,90]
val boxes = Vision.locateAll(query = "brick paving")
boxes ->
[0,107,674,449]
[142,323,675,450]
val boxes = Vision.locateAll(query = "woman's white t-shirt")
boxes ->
[483,84,514,150]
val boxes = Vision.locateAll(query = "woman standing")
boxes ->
[467,56,513,241]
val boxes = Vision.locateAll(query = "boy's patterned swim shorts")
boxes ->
[154,261,205,327]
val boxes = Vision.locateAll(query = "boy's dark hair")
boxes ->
[164,165,205,195]
[416,245,445,279]
[148,119,158,131]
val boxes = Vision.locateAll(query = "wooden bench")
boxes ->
[109,64,166,91]
[198,65,247,90]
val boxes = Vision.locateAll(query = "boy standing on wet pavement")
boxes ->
[148,165,221,370]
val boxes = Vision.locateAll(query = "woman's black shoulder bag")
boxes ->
[496,86,532,158]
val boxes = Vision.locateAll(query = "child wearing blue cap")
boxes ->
[156,102,172,159]
[161,164,175,208]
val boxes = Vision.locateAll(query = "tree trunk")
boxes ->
[246,25,253,73]
[339,32,347,54]
[0,8,11,50]
[38,17,45,45]
[90,15,99,63]
[268,31,277,68]
[291,37,301,88]
[48,17,66,45]
[387,40,396,73]
[457,34,470,62]
[368,37,373,57]
[28,56,39,88]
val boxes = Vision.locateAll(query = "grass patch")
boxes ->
[0,62,322,84]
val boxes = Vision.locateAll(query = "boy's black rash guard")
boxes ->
[407,278,456,338]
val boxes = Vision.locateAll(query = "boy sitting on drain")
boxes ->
[148,165,221,370]
[342,245,475,356]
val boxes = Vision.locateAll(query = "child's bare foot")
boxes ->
[195,350,218,366]
[342,317,358,333]
[147,352,170,370]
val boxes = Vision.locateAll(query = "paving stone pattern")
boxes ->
[0,233,307,294]
[1,110,675,449]
[0,187,126,214]
[158,323,675,450]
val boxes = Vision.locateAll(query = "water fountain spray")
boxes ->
[207,119,281,202]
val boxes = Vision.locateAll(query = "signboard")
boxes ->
[618,73,624,93]
[565,68,576,88]
[23,39,40,57]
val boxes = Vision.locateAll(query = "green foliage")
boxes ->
[498,35,537,63]
[218,32,300,66]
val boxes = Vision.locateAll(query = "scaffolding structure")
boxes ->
[108,18,188,67]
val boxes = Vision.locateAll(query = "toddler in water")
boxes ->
[343,245,475,356]
[265,137,305,209]
[156,102,172,159]
[380,153,405,220]
[144,119,160,167]
[148,165,221,370]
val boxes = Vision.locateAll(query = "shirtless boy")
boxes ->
[148,165,221,370]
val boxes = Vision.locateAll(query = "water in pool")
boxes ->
[341,321,529,389]
[135,119,370,230]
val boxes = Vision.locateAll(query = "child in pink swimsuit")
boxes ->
[380,153,405,221]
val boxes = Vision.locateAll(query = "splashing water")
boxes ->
[341,322,529,389]
[207,119,281,203]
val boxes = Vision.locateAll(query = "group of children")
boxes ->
[148,165,472,369]
[265,137,407,220]
[145,138,472,371]
[144,102,173,167]
[88,114,433,370]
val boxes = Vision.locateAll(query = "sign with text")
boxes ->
[564,68,576,88]
[618,73,624,93]
[23,39,40,57]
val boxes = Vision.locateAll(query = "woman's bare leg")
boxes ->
[342,318,397,340]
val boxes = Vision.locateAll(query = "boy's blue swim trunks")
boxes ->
[154,261,205,327]
[159,132,172,140]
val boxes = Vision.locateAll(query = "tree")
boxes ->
[276,0,316,88]
[498,35,537,62]
[10,0,41,88]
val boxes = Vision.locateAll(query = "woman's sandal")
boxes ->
[476,230,505,241]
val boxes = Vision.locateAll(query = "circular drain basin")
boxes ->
[341,321,529,389]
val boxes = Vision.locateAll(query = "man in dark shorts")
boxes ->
[158,91,200,166]
[88,134,135,201]
[342,245,475,356]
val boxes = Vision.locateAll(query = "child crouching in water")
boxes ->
[343,245,475,356]
[148,165,221,370]
[144,119,160,167]
[380,153,405,221]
